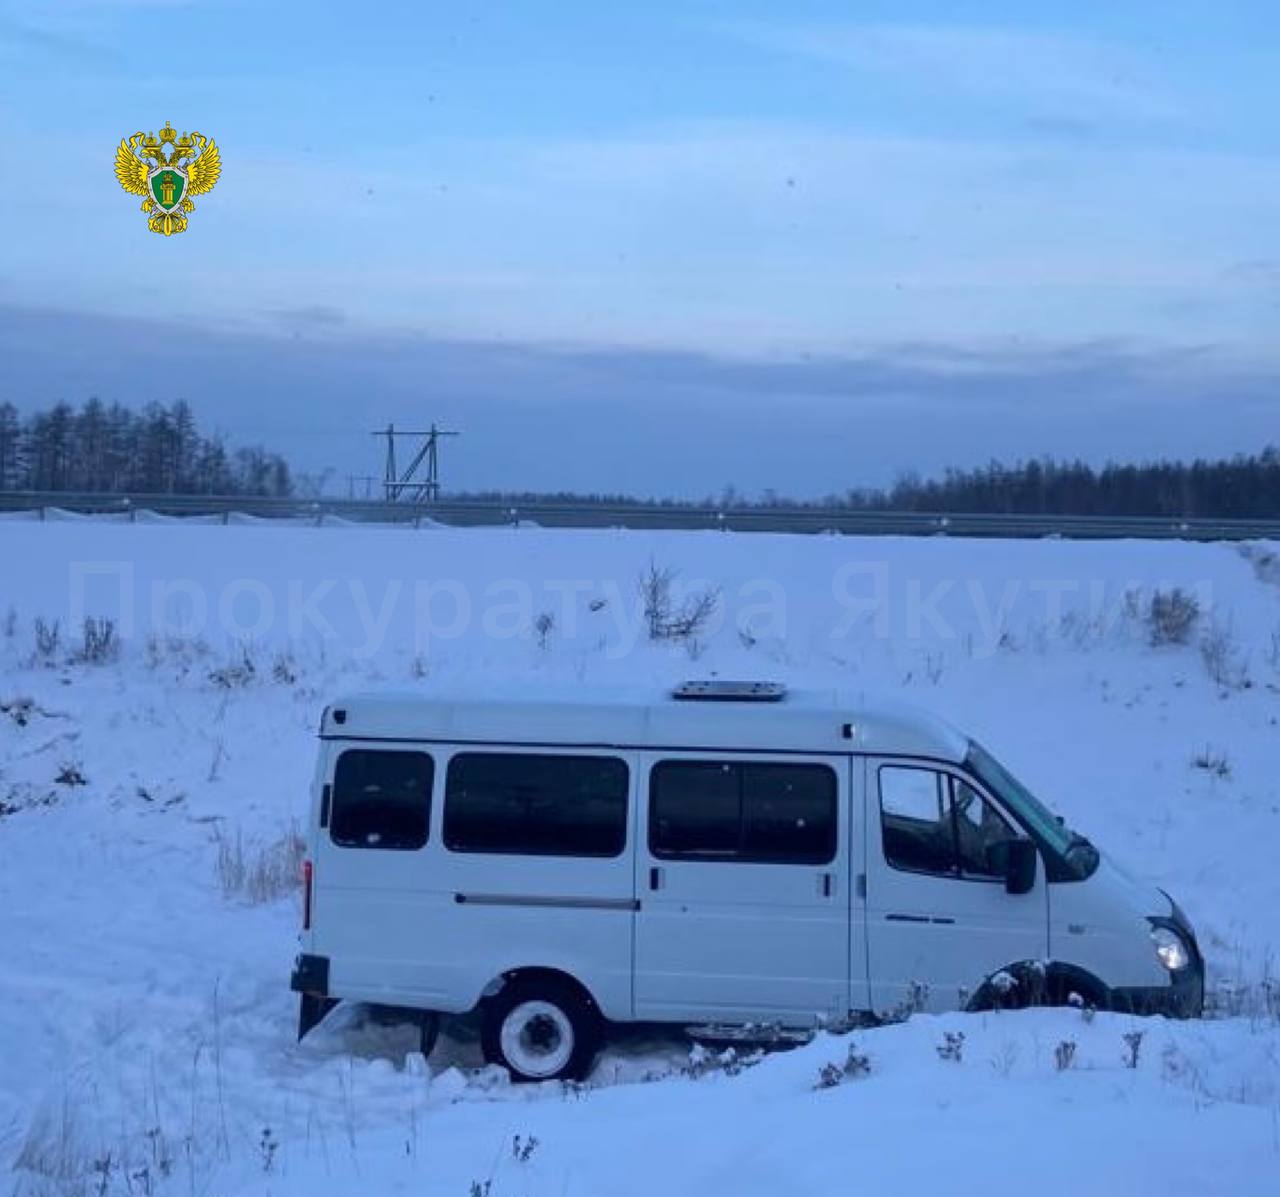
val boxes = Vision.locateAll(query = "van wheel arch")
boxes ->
[479,966,603,1017]
[967,961,1110,1013]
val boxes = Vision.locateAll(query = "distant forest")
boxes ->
[0,400,292,496]
[851,449,1280,519]
[3,400,1277,517]
[462,448,1280,519]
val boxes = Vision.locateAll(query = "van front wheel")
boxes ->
[481,978,600,1083]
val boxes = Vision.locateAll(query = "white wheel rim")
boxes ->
[500,1000,574,1078]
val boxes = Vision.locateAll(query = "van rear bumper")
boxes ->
[291,954,337,1040]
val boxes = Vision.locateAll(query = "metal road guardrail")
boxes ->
[0,491,1277,540]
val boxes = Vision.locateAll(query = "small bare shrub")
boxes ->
[215,824,305,902]
[1199,622,1250,689]
[1122,1030,1144,1070]
[814,1061,844,1090]
[683,1042,764,1081]
[990,1040,1020,1079]
[511,1135,539,1164]
[533,611,555,650]
[1054,1039,1077,1071]
[3,607,15,639]
[145,633,211,675]
[936,1031,965,1063]
[247,830,305,903]
[640,559,676,637]
[844,1045,871,1078]
[271,652,298,685]
[72,617,119,665]
[814,1042,871,1089]
[885,980,930,1023]
[639,559,720,642]
[209,645,256,689]
[215,828,247,894]
[1191,745,1231,779]
[1148,589,1199,646]
[55,762,87,788]
[258,1127,278,1174]
[33,617,60,662]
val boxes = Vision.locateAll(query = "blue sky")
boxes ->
[0,1,1278,494]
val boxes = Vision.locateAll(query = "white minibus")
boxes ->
[292,681,1203,1081]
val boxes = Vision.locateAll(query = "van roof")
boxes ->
[319,686,970,761]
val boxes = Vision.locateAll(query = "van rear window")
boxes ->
[444,753,629,857]
[331,750,434,850]
[650,761,837,864]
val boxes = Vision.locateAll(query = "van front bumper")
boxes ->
[1110,910,1205,1019]
[1109,963,1204,1019]
[291,953,337,1040]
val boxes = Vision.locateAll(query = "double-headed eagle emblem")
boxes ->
[115,121,221,235]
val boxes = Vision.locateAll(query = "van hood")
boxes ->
[1095,850,1169,919]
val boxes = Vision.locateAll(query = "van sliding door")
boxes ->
[633,752,864,1026]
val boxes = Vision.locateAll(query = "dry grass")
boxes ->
[214,823,306,903]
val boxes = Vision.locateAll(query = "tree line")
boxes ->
[0,400,292,496]
[851,451,1280,519]
[461,449,1280,519]
[2,398,1275,517]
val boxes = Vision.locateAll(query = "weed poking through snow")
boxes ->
[215,825,305,903]
[533,611,555,650]
[1148,589,1200,646]
[1191,745,1231,779]
[1122,1030,1145,1070]
[74,617,118,665]
[814,1042,871,1089]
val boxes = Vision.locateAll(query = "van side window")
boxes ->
[952,777,1017,878]
[444,753,629,858]
[650,761,837,864]
[879,765,1016,878]
[331,750,433,850]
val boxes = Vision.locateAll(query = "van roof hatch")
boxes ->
[671,680,787,702]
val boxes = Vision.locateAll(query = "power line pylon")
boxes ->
[371,422,459,503]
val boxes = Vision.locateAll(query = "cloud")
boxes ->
[716,22,1182,124]
[1223,259,1280,287]
[271,304,347,329]
[1,303,1276,498]
[0,15,122,65]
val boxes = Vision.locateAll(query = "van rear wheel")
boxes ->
[481,978,600,1083]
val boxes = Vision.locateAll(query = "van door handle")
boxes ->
[819,872,834,898]
[649,867,664,891]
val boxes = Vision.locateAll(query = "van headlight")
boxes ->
[1150,923,1191,972]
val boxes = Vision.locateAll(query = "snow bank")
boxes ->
[2,522,1278,1195]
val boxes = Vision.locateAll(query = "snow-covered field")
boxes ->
[2,519,1280,1196]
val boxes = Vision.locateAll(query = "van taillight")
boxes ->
[302,859,313,930]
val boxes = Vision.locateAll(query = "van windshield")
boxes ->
[966,741,1098,879]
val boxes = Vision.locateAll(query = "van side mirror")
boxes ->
[988,839,1037,895]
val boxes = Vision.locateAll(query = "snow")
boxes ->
[2,521,1279,1195]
